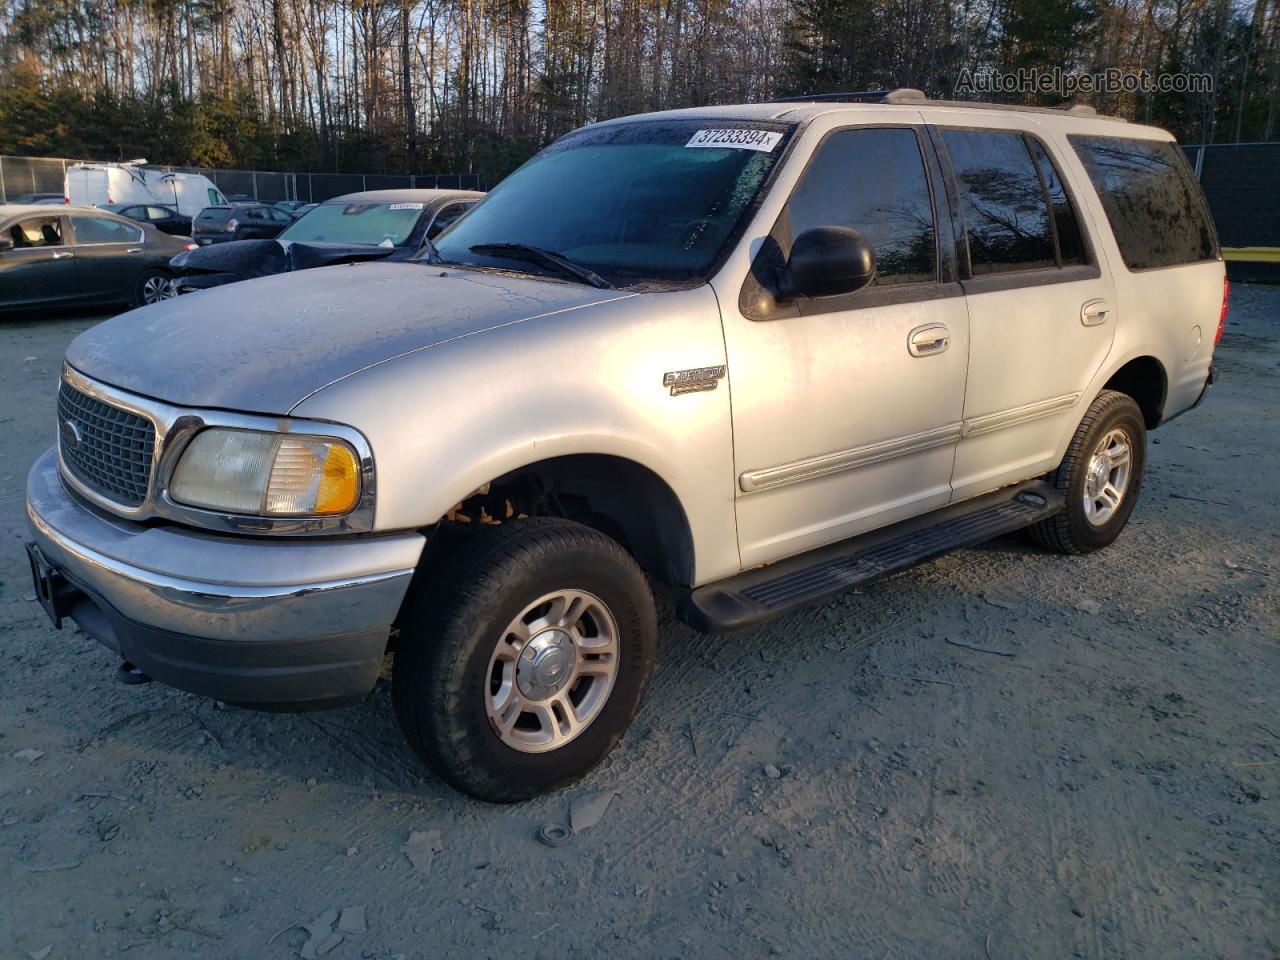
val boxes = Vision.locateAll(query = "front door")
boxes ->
[933,125,1117,500]
[0,215,77,308]
[720,125,972,568]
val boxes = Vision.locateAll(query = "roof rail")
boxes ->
[772,88,925,104]
[772,90,891,103]
[770,88,1125,122]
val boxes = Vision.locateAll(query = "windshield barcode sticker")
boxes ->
[389,203,424,210]
[686,129,783,152]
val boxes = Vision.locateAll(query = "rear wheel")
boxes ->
[1028,389,1147,554]
[393,518,657,802]
[134,269,175,306]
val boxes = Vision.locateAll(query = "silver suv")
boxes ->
[26,91,1225,801]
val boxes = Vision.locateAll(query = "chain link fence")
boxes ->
[1184,142,1280,281]
[1183,143,1279,249]
[0,155,481,204]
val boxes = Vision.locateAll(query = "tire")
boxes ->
[1028,389,1147,554]
[393,518,657,802]
[134,269,174,306]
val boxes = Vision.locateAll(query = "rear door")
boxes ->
[67,213,147,304]
[0,214,77,308]
[66,167,108,207]
[933,124,1117,500]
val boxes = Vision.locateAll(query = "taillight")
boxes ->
[183,243,198,251]
[1216,276,1229,344]
[225,218,239,232]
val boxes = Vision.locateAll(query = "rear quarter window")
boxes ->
[1069,135,1217,270]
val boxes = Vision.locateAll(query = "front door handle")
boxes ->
[908,323,951,357]
[1081,299,1111,326]
[52,250,75,260]
[126,247,144,254]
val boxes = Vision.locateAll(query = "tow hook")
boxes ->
[116,661,152,685]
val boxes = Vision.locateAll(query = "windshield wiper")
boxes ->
[469,243,614,289]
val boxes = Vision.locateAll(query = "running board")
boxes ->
[678,480,1064,633]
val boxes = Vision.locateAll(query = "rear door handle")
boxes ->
[1081,299,1111,326]
[908,323,950,357]
[52,250,74,260]
[126,247,144,254]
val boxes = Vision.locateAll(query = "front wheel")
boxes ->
[1028,389,1147,554]
[393,518,657,802]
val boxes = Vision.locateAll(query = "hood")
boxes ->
[170,238,287,278]
[171,239,402,279]
[66,262,632,413]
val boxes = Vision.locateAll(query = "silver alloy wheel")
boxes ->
[484,589,620,753]
[1082,426,1132,526]
[141,274,177,304]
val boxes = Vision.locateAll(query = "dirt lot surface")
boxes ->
[1,290,1277,960]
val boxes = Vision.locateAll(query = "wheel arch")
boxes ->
[427,453,697,587]
[1099,354,1167,429]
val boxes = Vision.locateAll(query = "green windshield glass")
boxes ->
[280,202,424,246]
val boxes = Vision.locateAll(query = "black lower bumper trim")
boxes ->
[42,566,386,711]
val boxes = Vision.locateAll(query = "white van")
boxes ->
[65,161,228,218]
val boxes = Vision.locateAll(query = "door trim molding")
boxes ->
[740,422,963,493]
[739,392,1082,494]
[961,392,1080,438]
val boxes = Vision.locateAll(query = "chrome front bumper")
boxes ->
[25,448,424,707]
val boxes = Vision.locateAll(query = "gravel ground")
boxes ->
[1,289,1277,960]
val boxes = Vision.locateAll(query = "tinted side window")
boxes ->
[785,127,936,285]
[70,216,142,244]
[1069,135,1216,269]
[1027,139,1086,266]
[943,130,1056,274]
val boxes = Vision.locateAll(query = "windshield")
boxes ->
[432,120,794,286]
[280,202,425,246]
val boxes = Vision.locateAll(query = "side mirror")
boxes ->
[0,234,13,253]
[777,226,876,300]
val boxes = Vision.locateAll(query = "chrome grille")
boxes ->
[57,380,155,507]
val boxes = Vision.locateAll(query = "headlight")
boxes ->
[169,428,361,516]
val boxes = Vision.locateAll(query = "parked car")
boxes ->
[172,189,481,292]
[274,201,311,213]
[5,192,64,205]
[25,92,1223,802]
[65,162,227,218]
[100,203,193,237]
[190,203,294,245]
[1,204,192,311]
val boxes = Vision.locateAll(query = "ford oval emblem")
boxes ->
[60,418,83,451]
